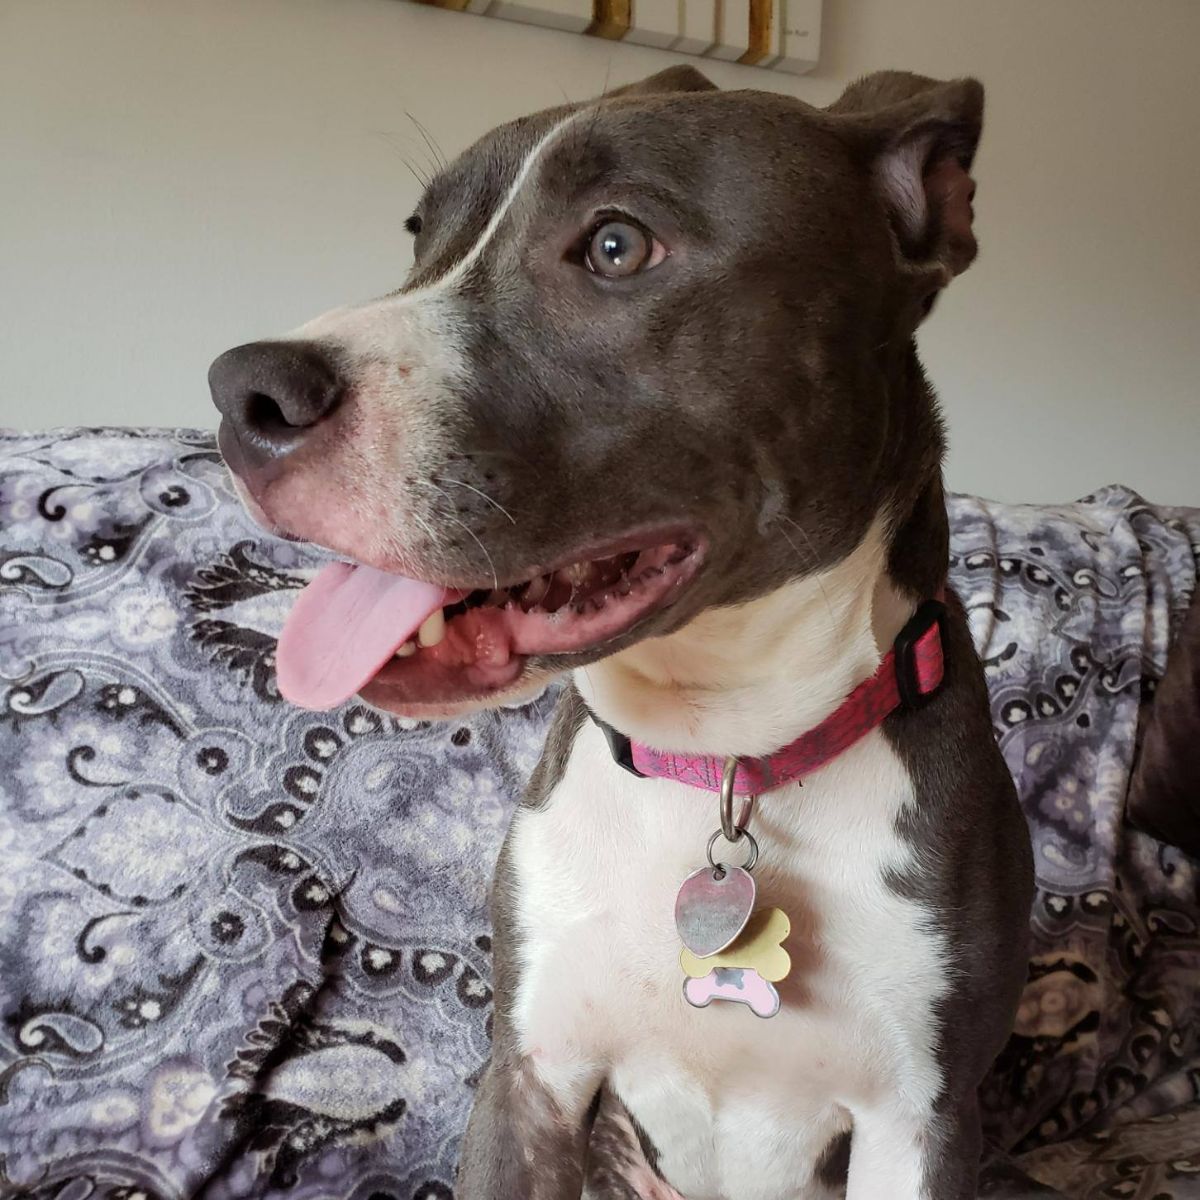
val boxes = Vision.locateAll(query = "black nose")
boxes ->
[208,340,344,467]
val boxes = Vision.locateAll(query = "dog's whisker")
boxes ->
[401,153,431,191]
[372,129,434,190]
[574,66,609,169]
[411,510,439,542]
[443,514,500,590]
[406,110,448,170]
[413,481,500,588]
[417,479,465,523]
[409,510,445,557]
[411,481,512,591]
[440,478,517,525]
[395,128,440,183]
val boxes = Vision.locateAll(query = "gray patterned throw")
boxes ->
[1,429,1197,1198]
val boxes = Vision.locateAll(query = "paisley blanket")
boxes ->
[1,428,1197,1200]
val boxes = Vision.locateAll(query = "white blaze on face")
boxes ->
[286,108,587,369]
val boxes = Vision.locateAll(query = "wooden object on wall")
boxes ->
[408,0,821,74]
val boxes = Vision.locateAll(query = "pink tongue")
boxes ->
[276,561,447,710]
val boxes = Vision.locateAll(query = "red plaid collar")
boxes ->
[595,597,948,796]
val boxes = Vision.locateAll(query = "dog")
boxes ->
[209,65,1034,1199]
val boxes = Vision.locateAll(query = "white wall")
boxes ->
[1,0,1196,504]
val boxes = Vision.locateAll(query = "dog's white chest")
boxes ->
[507,722,949,1199]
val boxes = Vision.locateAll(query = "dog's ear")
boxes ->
[605,66,718,99]
[829,71,983,283]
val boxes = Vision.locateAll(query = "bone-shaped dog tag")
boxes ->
[680,906,791,982]
[675,865,756,958]
[684,967,781,1018]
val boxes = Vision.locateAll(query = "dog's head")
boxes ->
[210,67,982,719]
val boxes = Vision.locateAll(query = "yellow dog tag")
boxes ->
[680,906,791,982]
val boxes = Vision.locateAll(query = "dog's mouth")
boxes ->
[276,532,705,712]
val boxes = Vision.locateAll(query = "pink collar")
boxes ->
[595,598,948,797]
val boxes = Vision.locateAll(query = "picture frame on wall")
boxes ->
[409,0,822,74]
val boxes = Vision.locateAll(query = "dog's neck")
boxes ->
[575,516,920,759]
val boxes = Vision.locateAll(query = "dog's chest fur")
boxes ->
[507,720,950,1199]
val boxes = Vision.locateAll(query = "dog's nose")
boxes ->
[208,340,344,466]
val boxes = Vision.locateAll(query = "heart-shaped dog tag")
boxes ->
[674,865,756,958]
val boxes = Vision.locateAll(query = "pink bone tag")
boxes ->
[683,966,781,1019]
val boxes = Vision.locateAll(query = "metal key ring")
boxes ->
[720,756,756,843]
[706,828,760,874]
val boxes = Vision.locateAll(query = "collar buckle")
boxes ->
[597,717,646,778]
[893,598,949,711]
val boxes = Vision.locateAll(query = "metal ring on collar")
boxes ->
[706,828,760,874]
[720,756,757,842]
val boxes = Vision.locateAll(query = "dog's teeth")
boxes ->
[524,576,551,604]
[417,611,446,647]
[557,562,597,587]
[394,641,417,658]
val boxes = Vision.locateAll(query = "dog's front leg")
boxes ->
[845,1093,982,1200]
[458,1054,597,1200]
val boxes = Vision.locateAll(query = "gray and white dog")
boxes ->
[210,66,1033,1200]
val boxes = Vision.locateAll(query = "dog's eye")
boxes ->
[405,213,423,236]
[584,220,662,278]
